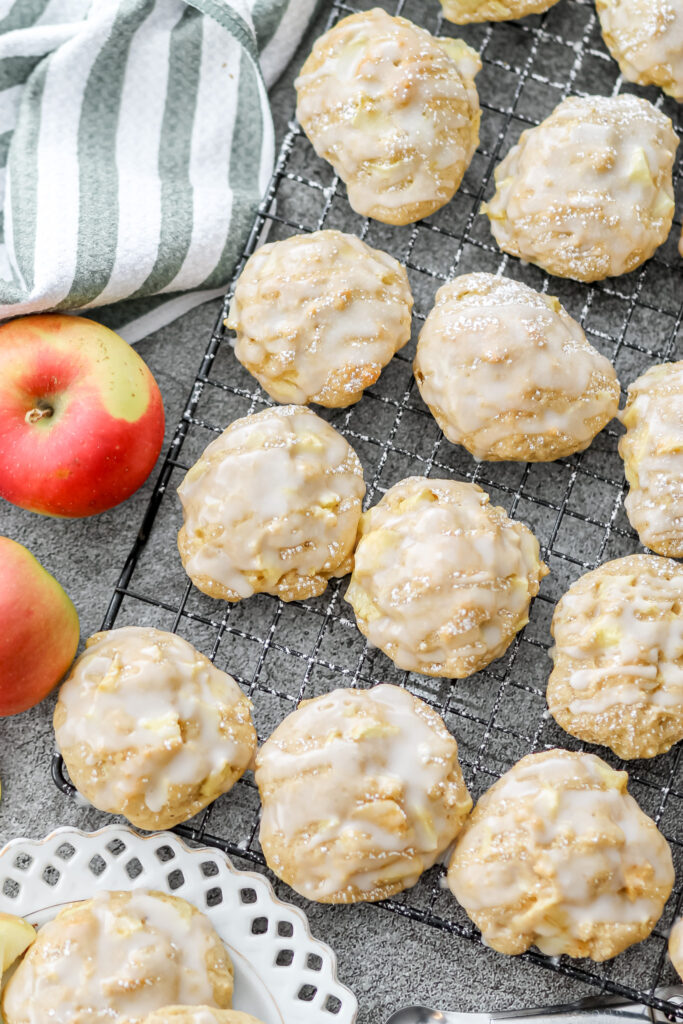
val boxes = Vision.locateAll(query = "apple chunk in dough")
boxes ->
[0,913,36,974]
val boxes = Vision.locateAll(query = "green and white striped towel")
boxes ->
[0,0,317,341]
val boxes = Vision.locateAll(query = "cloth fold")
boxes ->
[0,0,316,340]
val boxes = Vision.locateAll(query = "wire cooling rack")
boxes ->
[53,0,683,1015]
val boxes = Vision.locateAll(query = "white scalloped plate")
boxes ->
[0,825,358,1024]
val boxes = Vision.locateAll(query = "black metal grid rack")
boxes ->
[53,0,683,1015]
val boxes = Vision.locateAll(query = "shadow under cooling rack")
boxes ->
[54,0,683,1015]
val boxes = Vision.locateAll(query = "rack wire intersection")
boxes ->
[53,0,683,1015]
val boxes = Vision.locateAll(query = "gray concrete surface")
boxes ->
[1,0,682,1021]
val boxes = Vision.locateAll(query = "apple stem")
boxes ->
[25,402,54,424]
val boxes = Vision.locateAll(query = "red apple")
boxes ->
[0,537,79,716]
[0,314,165,517]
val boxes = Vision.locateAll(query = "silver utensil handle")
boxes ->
[383,987,683,1024]
[491,1005,652,1024]
[491,988,683,1024]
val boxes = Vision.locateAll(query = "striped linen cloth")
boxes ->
[0,0,317,341]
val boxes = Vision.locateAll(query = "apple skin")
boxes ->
[0,537,80,716]
[0,314,165,517]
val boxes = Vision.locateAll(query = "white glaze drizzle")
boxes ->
[553,560,683,717]
[619,361,683,558]
[345,477,547,678]
[177,405,365,600]
[227,230,413,408]
[414,273,619,460]
[255,684,472,900]
[597,0,683,101]
[439,0,560,23]
[55,627,255,815]
[448,751,674,957]
[144,1010,263,1024]
[670,918,683,979]
[295,8,481,224]
[2,890,230,1024]
[484,94,678,282]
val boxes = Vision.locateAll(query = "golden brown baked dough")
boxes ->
[447,750,674,960]
[414,273,620,461]
[547,555,683,760]
[345,477,548,678]
[597,0,683,101]
[618,361,683,559]
[439,0,560,23]
[295,8,481,225]
[54,626,256,830]
[1,890,234,1024]
[177,405,365,602]
[226,230,413,407]
[143,1011,263,1024]
[255,684,472,903]
[484,94,678,282]
[670,918,683,979]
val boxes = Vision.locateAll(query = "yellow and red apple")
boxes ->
[0,537,79,716]
[0,314,165,517]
